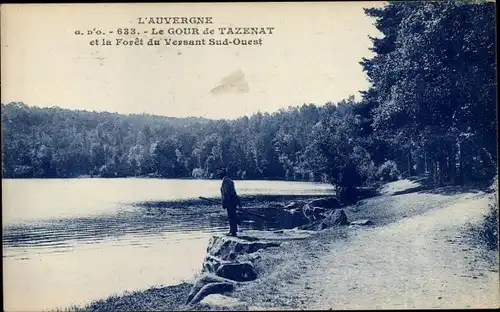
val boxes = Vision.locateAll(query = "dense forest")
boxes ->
[1,1,497,200]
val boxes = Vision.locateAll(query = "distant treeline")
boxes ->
[1,1,497,200]
[1,101,354,182]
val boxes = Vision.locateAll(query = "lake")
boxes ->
[2,178,334,311]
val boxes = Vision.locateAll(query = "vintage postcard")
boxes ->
[1,2,498,311]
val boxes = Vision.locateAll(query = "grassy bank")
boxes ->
[466,176,499,260]
[57,283,193,312]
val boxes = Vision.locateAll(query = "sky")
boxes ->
[1,2,384,119]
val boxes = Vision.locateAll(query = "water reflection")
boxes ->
[3,194,324,254]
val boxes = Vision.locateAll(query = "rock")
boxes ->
[308,196,342,209]
[216,261,258,282]
[268,203,284,208]
[199,294,248,309]
[296,219,324,231]
[243,229,316,240]
[202,235,281,273]
[331,209,349,225]
[275,208,310,229]
[318,209,349,229]
[303,204,327,221]
[313,207,327,215]
[355,200,367,207]
[206,235,280,261]
[302,204,314,221]
[291,208,310,226]
[241,220,256,224]
[284,201,302,210]
[350,219,373,226]
[188,282,234,305]
[201,230,315,289]
[186,273,237,304]
[203,255,232,273]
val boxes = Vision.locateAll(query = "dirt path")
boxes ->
[282,193,499,310]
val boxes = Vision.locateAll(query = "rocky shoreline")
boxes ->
[184,195,377,310]
[64,179,496,311]
[188,229,321,307]
[65,193,364,312]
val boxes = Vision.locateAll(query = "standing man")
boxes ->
[218,168,240,236]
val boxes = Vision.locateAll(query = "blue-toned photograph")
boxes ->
[1,1,498,311]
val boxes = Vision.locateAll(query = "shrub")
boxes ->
[99,164,117,178]
[360,160,377,186]
[285,169,293,181]
[191,168,205,179]
[376,160,400,182]
[482,175,499,250]
[308,172,316,182]
[13,165,33,178]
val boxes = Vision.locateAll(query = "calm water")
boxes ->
[2,178,334,311]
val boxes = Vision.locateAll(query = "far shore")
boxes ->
[2,175,332,184]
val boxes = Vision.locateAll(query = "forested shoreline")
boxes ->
[1,1,497,200]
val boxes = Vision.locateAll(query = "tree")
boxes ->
[304,102,373,201]
[360,1,497,185]
[152,138,179,178]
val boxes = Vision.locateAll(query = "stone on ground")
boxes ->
[284,201,303,210]
[350,219,373,226]
[308,196,342,209]
[216,261,258,282]
[202,234,281,274]
[317,209,349,229]
[280,207,311,228]
[302,204,327,221]
[186,273,237,304]
[206,235,281,261]
[188,282,235,305]
[199,294,248,309]
[296,219,324,231]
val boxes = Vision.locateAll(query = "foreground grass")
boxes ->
[465,176,499,266]
[55,283,193,312]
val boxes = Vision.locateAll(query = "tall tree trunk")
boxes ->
[424,152,428,174]
[456,140,462,184]
[407,149,413,177]
[446,155,451,184]
[437,158,444,186]
[432,159,438,186]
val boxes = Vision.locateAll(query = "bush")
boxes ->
[376,160,400,182]
[285,169,293,181]
[360,160,377,186]
[308,172,316,182]
[13,165,33,178]
[191,168,205,179]
[238,170,247,180]
[482,175,499,250]
[99,164,117,178]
